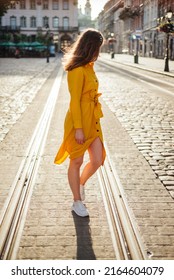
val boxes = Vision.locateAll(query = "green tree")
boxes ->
[0,1,21,17]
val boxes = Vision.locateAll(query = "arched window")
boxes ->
[20,16,27,27]
[30,16,36,27]
[43,16,49,28]
[53,17,59,28]
[10,16,17,29]
[63,17,69,30]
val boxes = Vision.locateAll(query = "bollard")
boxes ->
[134,54,138,64]
[111,52,115,59]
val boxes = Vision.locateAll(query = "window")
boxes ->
[63,0,69,10]
[20,0,26,9]
[30,16,36,27]
[43,0,49,10]
[10,16,17,29]
[10,3,16,9]
[30,0,36,10]
[63,17,69,30]
[52,0,59,10]
[20,16,27,27]
[43,16,49,28]
[53,17,59,28]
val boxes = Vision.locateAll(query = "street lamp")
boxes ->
[157,10,174,72]
[45,24,50,63]
[108,32,116,58]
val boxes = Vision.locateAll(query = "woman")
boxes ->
[54,29,106,217]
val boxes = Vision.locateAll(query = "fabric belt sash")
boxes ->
[81,93,103,119]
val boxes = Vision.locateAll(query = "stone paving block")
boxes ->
[0,63,60,218]
[100,95,174,259]
[20,236,36,247]
[151,247,174,258]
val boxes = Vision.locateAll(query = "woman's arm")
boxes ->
[67,67,85,144]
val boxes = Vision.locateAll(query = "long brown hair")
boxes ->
[62,29,104,71]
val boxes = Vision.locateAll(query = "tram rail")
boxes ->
[0,67,63,260]
[97,59,174,97]
[97,144,147,260]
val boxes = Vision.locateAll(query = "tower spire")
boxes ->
[85,0,91,20]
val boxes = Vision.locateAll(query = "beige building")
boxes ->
[142,0,158,57]
[98,0,174,58]
[98,0,124,53]
[1,0,79,50]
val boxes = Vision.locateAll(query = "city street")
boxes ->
[98,54,174,199]
[0,54,174,260]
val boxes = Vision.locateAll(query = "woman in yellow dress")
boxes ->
[54,29,106,217]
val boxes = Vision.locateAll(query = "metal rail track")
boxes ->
[0,67,63,260]
[97,144,147,260]
[97,59,174,97]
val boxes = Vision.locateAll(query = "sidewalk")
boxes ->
[100,53,174,76]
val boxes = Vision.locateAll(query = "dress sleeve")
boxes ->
[67,67,84,129]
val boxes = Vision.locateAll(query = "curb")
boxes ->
[99,55,174,78]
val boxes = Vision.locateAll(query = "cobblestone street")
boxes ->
[97,56,174,199]
[0,57,59,141]
[0,55,174,260]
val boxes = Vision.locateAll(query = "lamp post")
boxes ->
[108,32,116,59]
[45,24,50,63]
[164,32,170,72]
[157,10,174,72]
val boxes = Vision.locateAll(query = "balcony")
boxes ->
[105,0,124,15]
[112,0,124,13]
[57,26,78,32]
[0,26,21,32]
[119,6,140,20]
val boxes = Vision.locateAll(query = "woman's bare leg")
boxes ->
[80,137,103,186]
[68,155,84,201]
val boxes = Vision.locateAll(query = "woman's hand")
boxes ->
[75,128,85,145]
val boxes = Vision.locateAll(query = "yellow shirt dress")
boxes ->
[54,62,106,164]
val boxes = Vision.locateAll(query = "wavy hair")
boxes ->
[62,29,104,71]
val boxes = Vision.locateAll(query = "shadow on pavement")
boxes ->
[72,211,96,260]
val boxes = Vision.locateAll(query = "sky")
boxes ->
[78,0,108,19]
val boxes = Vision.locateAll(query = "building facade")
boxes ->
[98,0,174,59]
[98,0,124,53]
[140,0,157,57]
[157,0,174,59]
[0,0,79,51]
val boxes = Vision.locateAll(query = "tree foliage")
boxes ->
[0,1,20,17]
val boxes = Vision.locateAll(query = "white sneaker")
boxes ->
[80,185,85,201]
[71,200,89,217]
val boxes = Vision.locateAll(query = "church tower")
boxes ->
[85,0,91,20]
